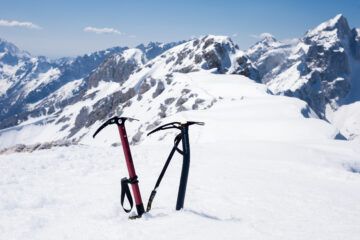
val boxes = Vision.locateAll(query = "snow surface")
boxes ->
[1,72,360,239]
[121,49,144,63]
[328,102,360,142]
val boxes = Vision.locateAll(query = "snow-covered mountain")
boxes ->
[1,15,360,147]
[247,14,360,140]
[0,38,128,123]
[0,40,187,130]
[0,35,260,148]
[136,41,187,60]
[246,34,297,80]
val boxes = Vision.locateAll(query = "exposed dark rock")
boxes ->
[158,104,167,118]
[350,29,360,60]
[175,48,192,65]
[60,124,70,131]
[87,52,142,89]
[181,89,191,95]
[132,130,143,144]
[192,98,206,110]
[152,81,165,98]
[166,56,176,64]
[0,140,76,154]
[203,50,222,72]
[47,106,55,114]
[164,97,175,105]
[194,54,202,64]
[146,120,161,130]
[175,65,195,73]
[165,74,173,84]
[177,105,187,112]
[195,98,205,104]
[69,106,89,137]
[203,38,215,49]
[138,80,151,95]
[176,96,188,106]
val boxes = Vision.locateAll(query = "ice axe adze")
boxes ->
[93,116,145,219]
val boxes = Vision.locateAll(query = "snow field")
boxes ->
[1,72,360,239]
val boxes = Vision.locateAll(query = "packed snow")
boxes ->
[1,72,360,239]
[328,102,360,142]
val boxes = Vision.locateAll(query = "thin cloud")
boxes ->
[0,19,41,29]
[232,33,238,37]
[83,26,121,35]
[250,32,274,39]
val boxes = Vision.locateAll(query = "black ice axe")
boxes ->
[146,121,204,211]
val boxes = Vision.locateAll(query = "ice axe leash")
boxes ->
[146,121,204,212]
[93,116,145,219]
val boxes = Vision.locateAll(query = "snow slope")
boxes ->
[328,101,360,141]
[1,72,359,240]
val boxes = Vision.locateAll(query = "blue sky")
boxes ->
[0,0,359,58]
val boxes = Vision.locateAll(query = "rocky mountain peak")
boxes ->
[0,38,31,65]
[259,34,277,45]
[135,35,259,81]
[135,40,187,60]
[304,14,351,41]
[0,38,23,55]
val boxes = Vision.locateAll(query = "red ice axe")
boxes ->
[93,116,145,218]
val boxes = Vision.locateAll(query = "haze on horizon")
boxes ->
[0,0,359,58]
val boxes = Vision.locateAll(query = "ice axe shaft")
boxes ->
[117,124,145,214]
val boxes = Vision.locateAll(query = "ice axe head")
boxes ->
[147,121,205,136]
[93,116,139,138]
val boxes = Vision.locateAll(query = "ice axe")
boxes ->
[146,121,204,211]
[93,116,145,219]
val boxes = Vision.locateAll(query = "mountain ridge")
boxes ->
[1,14,360,147]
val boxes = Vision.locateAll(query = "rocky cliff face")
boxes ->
[248,14,360,119]
[152,35,259,80]
[247,14,360,140]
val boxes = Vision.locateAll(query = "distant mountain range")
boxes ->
[0,14,359,149]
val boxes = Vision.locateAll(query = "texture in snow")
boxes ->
[1,72,360,240]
